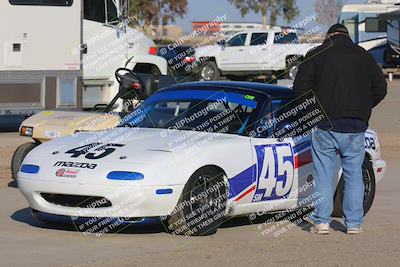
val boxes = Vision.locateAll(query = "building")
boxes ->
[149,25,183,40]
[192,21,281,35]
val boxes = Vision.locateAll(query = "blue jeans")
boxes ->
[310,129,365,228]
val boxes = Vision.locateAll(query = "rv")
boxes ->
[338,0,400,68]
[0,0,163,129]
[378,10,400,68]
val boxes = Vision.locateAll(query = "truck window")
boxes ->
[9,0,73,6]
[250,33,268,45]
[84,0,117,23]
[226,34,247,47]
[274,32,299,44]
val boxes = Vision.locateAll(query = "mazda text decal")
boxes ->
[54,161,97,169]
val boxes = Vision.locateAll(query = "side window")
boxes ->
[226,34,247,47]
[255,99,300,138]
[274,33,299,44]
[250,33,268,46]
[84,0,106,23]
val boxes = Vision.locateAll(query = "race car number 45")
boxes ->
[253,144,294,202]
[65,143,125,160]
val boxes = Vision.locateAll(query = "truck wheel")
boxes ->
[11,142,39,180]
[168,167,227,236]
[332,156,376,217]
[199,61,220,81]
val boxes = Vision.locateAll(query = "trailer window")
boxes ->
[57,78,77,108]
[365,17,387,33]
[9,0,73,6]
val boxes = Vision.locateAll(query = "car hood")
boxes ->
[21,110,121,140]
[20,128,238,185]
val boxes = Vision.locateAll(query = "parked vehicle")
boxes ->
[338,1,400,68]
[377,9,400,67]
[157,46,196,76]
[17,81,386,236]
[10,68,177,180]
[195,30,320,81]
[0,0,166,124]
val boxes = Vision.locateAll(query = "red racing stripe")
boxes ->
[235,184,256,202]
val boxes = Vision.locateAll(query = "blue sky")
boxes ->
[175,0,367,33]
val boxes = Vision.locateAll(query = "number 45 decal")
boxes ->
[253,144,294,202]
[65,143,125,160]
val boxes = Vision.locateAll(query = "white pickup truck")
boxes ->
[195,30,321,81]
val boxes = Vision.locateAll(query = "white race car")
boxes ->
[18,81,386,236]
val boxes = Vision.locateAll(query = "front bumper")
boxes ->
[18,178,184,218]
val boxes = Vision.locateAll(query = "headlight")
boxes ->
[20,126,33,137]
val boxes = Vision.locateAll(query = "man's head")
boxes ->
[326,24,350,39]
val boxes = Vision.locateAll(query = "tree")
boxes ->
[228,0,299,29]
[129,0,188,31]
[314,0,344,27]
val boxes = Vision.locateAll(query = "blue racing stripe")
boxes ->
[228,164,256,199]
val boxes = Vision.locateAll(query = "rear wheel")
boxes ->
[332,156,376,217]
[168,167,227,236]
[11,142,39,180]
[199,61,220,81]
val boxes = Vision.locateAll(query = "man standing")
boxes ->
[293,24,387,234]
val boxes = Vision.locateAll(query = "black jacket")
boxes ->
[293,35,387,122]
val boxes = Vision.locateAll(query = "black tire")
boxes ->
[198,61,220,81]
[11,142,39,180]
[332,156,376,217]
[168,167,227,236]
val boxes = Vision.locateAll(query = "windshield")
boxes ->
[119,89,259,135]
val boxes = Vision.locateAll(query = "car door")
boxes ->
[218,33,248,71]
[247,32,269,70]
[246,99,298,213]
[268,31,300,70]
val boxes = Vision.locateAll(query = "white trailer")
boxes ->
[0,0,82,128]
[0,0,167,128]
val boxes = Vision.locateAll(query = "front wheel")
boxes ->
[168,167,227,236]
[332,156,376,217]
[198,61,220,81]
[11,142,40,180]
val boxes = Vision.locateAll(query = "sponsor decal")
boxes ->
[55,168,80,178]
[54,161,97,169]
